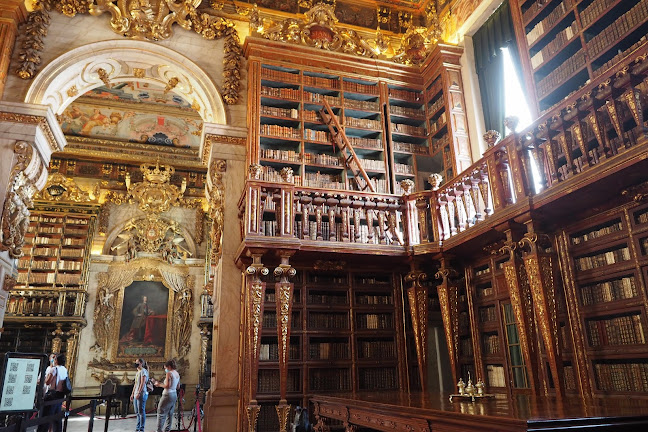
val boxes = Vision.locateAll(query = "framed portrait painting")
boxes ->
[114,280,173,361]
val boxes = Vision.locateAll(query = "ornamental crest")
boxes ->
[260,3,376,58]
[90,0,202,41]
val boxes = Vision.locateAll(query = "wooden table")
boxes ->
[310,392,648,431]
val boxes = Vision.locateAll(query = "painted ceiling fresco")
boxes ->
[59,82,202,149]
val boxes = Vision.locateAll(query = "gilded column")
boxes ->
[244,253,268,432]
[519,229,565,398]
[499,231,543,394]
[555,232,593,398]
[64,324,80,381]
[435,258,460,386]
[404,269,429,392]
[0,1,27,97]
[198,323,212,389]
[274,252,296,432]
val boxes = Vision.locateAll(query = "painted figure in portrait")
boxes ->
[117,280,170,359]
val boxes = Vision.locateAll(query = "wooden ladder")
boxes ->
[319,99,376,193]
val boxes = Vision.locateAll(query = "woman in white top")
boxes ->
[38,353,68,432]
[153,359,180,432]
[130,358,149,432]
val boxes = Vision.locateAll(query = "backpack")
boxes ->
[146,378,154,393]
[62,376,73,395]
[57,367,72,395]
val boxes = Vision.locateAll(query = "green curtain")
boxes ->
[473,0,521,137]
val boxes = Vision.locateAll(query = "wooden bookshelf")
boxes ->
[512,0,648,113]
[245,38,474,194]
[9,212,94,319]
[254,269,404,421]
[561,201,648,395]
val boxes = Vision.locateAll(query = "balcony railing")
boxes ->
[5,288,86,318]
[240,48,648,254]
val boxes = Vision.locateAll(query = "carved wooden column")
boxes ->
[499,230,543,395]
[555,232,593,399]
[198,322,212,389]
[518,227,565,399]
[435,258,460,386]
[244,253,268,432]
[404,269,429,392]
[0,1,27,97]
[274,251,296,432]
[64,324,80,381]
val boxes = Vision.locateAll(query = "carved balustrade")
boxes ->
[240,50,648,252]
[240,180,406,251]
[5,288,86,318]
[403,48,648,246]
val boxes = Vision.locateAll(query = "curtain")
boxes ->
[160,269,187,293]
[473,0,522,136]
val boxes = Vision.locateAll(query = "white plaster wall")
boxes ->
[6,12,248,127]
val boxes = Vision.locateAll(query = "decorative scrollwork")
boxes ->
[261,3,377,58]
[34,172,97,203]
[1,142,39,259]
[16,7,51,80]
[207,159,226,265]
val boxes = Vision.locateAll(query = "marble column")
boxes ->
[201,124,247,432]
[0,101,65,329]
[0,1,27,97]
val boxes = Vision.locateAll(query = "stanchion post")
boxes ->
[87,399,97,432]
[104,395,111,432]
[63,396,71,432]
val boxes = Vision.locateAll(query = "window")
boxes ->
[502,47,533,132]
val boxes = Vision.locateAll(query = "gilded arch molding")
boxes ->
[24,40,227,125]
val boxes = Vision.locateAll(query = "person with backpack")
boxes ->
[38,353,70,432]
[153,359,180,432]
[130,358,149,432]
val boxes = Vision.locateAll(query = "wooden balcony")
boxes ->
[238,48,648,260]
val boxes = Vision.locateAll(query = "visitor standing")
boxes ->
[38,353,68,432]
[130,358,149,432]
[154,359,180,432]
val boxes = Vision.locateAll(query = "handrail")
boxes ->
[240,46,648,254]
[0,394,113,432]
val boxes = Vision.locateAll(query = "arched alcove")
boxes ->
[25,40,226,125]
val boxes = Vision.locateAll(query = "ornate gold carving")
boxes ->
[405,270,428,390]
[400,179,415,195]
[0,112,59,153]
[3,274,17,292]
[127,160,186,214]
[428,173,443,191]
[276,403,292,432]
[1,142,38,259]
[483,130,501,148]
[392,26,437,65]
[92,258,191,363]
[207,159,226,265]
[34,173,97,203]
[133,67,145,78]
[164,76,180,94]
[246,403,260,432]
[202,134,245,164]
[248,163,262,180]
[187,10,242,104]
[172,282,193,357]
[16,7,51,80]
[261,3,377,58]
[89,0,200,40]
[66,85,78,97]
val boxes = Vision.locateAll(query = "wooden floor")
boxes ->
[311,392,648,431]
